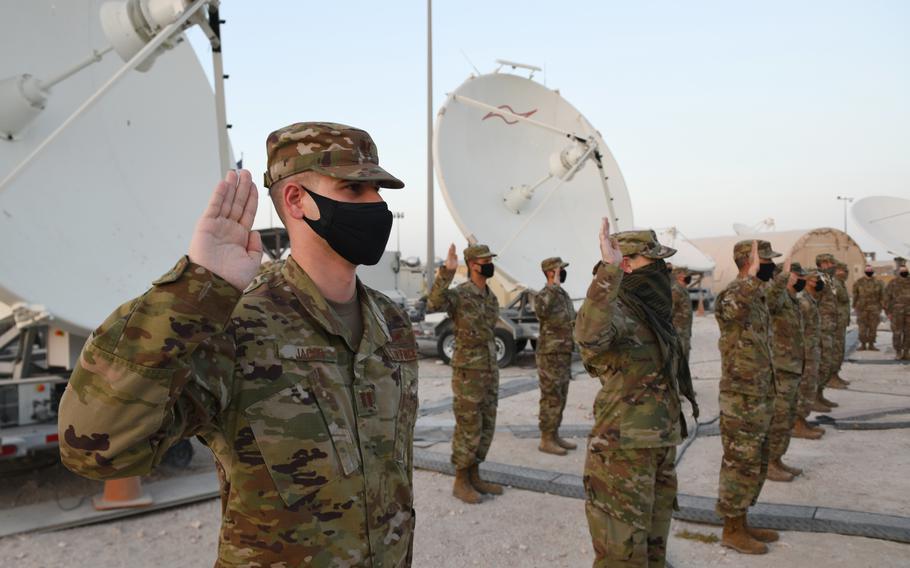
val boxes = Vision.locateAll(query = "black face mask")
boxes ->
[756,262,775,282]
[794,279,806,292]
[479,263,495,278]
[559,268,567,283]
[901,271,909,278]
[865,271,874,277]
[684,275,692,285]
[815,280,825,292]
[302,188,393,266]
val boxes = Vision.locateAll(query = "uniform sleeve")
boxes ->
[884,281,893,314]
[765,272,790,314]
[533,287,553,319]
[58,257,240,480]
[426,266,457,315]
[715,277,762,323]
[851,281,860,305]
[671,285,688,331]
[573,263,623,354]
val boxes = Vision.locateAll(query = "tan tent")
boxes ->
[691,227,865,295]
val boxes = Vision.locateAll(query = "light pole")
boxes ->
[836,195,854,234]
[425,0,435,292]
[392,211,405,253]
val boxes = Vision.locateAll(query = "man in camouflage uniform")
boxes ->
[792,270,826,439]
[766,262,809,481]
[814,254,841,407]
[827,261,852,389]
[427,243,504,503]
[884,261,910,360]
[535,256,577,456]
[853,264,884,351]
[576,222,697,568]
[671,266,694,359]
[715,239,782,555]
[58,123,420,566]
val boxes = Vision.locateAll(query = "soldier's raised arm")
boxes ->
[426,243,459,315]
[716,241,763,323]
[58,170,262,480]
[574,219,624,353]
[766,258,792,314]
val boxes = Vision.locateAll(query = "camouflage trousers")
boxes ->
[536,352,572,434]
[817,330,836,389]
[679,335,691,362]
[890,308,910,353]
[835,321,848,373]
[768,370,801,462]
[451,367,500,470]
[717,391,772,518]
[797,353,819,419]
[857,308,882,344]
[584,445,677,568]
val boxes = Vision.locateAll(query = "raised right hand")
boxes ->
[188,170,263,291]
[444,243,458,271]
[599,217,622,265]
[747,240,760,278]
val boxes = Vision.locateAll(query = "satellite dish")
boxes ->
[0,0,227,334]
[655,227,715,273]
[434,67,634,300]
[733,218,775,235]
[852,196,910,257]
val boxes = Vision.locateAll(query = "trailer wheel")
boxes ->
[495,329,516,368]
[162,439,194,469]
[437,329,455,365]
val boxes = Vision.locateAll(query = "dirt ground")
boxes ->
[1,316,909,567]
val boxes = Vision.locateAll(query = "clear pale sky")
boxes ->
[188,0,909,262]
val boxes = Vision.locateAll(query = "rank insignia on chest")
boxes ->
[356,384,378,416]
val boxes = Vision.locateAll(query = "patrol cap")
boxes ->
[835,260,848,271]
[464,244,497,263]
[733,239,781,261]
[263,122,404,189]
[541,257,569,272]
[614,230,676,259]
[790,262,807,277]
[895,257,907,267]
[671,266,689,276]
[815,253,836,266]
[804,269,821,280]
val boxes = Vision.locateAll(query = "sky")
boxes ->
[187,0,909,262]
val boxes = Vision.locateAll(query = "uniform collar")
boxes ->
[281,257,390,354]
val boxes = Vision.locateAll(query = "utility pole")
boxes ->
[392,211,405,253]
[837,195,854,234]
[425,0,435,292]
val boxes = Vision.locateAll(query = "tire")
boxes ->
[494,329,517,368]
[437,329,455,365]
[516,338,529,352]
[162,439,194,469]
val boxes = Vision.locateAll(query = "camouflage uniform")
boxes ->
[427,245,501,470]
[814,255,840,390]
[766,264,806,463]
[833,262,851,370]
[670,268,693,358]
[884,270,910,357]
[534,257,576,436]
[575,231,682,568]
[852,273,884,346]
[715,240,780,519]
[58,123,418,568]
[796,282,821,418]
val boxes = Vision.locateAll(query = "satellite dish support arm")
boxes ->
[0,0,211,196]
[190,2,232,175]
[451,94,577,139]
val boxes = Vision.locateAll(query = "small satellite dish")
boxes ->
[852,196,910,257]
[655,227,715,273]
[0,0,226,334]
[434,68,634,300]
[733,218,775,235]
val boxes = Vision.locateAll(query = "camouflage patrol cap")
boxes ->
[541,257,569,272]
[895,257,907,267]
[671,266,688,276]
[263,122,404,189]
[733,239,781,261]
[790,262,807,276]
[614,230,676,259]
[464,244,497,263]
[835,260,848,271]
[815,253,836,266]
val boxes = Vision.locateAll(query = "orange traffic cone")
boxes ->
[92,476,153,510]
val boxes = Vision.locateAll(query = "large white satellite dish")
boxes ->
[655,227,715,273]
[852,196,910,257]
[434,64,634,300]
[0,0,227,334]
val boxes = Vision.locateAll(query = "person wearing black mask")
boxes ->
[884,263,910,360]
[427,243,504,503]
[852,264,885,351]
[792,270,829,437]
[813,254,842,407]
[534,257,576,455]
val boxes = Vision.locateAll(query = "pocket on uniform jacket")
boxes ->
[244,377,358,507]
[385,345,419,464]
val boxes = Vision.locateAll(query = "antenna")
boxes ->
[852,196,910,257]
[434,67,634,301]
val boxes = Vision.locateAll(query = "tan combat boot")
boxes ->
[778,459,803,477]
[869,344,880,351]
[539,432,568,456]
[809,400,832,413]
[857,343,866,351]
[721,515,768,554]
[828,375,849,389]
[791,417,824,439]
[468,464,504,495]
[818,392,839,408]
[555,435,577,450]
[766,461,795,482]
[744,515,780,543]
[453,468,482,504]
